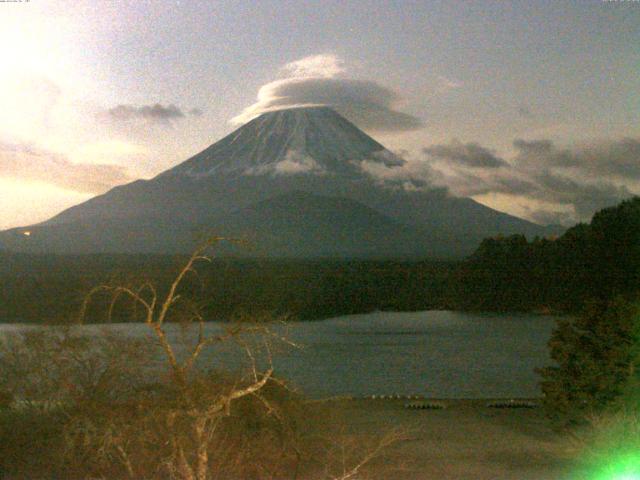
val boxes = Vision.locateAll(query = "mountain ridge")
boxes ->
[0,106,561,258]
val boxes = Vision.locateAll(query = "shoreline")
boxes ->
[0,307,564,326]
[327,397,577,479]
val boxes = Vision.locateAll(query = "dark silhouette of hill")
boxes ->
[456,196,640,311]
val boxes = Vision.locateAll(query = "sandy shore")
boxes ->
[326,398,577,480]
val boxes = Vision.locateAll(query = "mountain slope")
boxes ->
[163,106,402,179]
[0,107,559,258]
[212,191,461,258]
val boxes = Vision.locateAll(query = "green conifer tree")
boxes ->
[538,297,640,426]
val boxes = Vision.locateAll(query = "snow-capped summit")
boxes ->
[0,107,560,257]
[162,106,403,179]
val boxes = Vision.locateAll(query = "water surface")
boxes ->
[0,311,558,398]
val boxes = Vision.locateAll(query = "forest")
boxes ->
[0,197,638,324]
[458,196,640,312]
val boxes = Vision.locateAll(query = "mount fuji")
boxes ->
[0,107,558,258]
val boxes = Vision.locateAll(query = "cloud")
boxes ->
[273,152,326,175]
[512,139,572,167]
[231,54,424,132]
[0,142,134,194]
[527,210,568,226]
[514,137,640,180]
[359,156,438,193]
[359,138,639,225]
[530,171,632,219]
[244,150,327,176]
[105,103,203,124]
[423,140,507,168]
[281,54,345,78]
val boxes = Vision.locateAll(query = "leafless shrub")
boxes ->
[0,238,405,479]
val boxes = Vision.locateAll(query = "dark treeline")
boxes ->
[1,197,638,323]
[455,197,640,312]
[0,254,458,323]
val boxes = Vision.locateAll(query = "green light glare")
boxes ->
[587,453,640,480]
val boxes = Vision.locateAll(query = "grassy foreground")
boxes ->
[0,395,581,479]
[329,398,577,480]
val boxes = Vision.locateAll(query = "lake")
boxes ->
[0,310,558,399]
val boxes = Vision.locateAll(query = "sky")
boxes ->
[1,0,639,229]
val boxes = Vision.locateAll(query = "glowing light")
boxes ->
[587,453,640,480]
[23,231,31,236]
